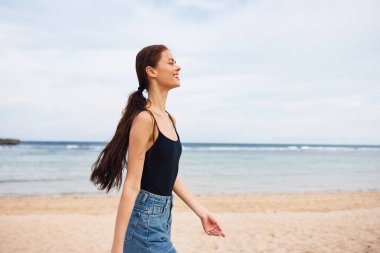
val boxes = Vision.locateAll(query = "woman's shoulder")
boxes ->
[132,110,155,130]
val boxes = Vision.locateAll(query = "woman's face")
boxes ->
[151,50,181,90]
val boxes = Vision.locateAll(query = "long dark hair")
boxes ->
[90,44,168,193]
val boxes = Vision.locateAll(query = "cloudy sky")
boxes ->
[0,0,379,145]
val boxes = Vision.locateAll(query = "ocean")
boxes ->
[0,141,379,196]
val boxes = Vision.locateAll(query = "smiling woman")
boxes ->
[89,44,225,253]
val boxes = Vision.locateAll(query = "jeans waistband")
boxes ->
[138,188,173,204]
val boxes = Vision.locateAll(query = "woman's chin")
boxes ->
[173,81,181,87]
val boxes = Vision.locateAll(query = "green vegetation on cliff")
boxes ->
[0,138,21,145]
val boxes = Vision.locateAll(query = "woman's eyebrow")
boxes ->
[168,58,176,62]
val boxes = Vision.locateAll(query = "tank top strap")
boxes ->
[145,109,178,139]
[165,110,177,130]
[145,109,160,142]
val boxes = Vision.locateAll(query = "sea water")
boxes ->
[0,141,379,196]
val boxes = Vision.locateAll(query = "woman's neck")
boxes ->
[147,84,169,115]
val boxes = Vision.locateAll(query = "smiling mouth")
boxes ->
[174,74,180,79]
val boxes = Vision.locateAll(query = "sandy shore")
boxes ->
[1,191,379,253]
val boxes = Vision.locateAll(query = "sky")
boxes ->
[0,0,379,145]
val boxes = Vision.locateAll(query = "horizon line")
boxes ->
[14,139,380,147]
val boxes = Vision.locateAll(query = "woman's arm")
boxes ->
[172,175,208,218]
[111,111,154,253]
[173,176,225,237]
[169,116,209,216]
[170,114,225,237]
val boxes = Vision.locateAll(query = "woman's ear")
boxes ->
[145,66,157,78]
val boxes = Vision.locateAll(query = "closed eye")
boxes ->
[168,59,176,65]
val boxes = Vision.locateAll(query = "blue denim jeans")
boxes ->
[123,189,176,253]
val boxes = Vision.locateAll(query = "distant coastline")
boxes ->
[0,138,20,145]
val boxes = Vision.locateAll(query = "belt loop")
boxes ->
[141,192,148,204]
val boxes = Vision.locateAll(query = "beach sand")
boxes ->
[1,191,379,253]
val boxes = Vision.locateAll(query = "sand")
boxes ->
[1,191,379,253]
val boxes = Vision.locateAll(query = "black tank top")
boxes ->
[140,110,182,196]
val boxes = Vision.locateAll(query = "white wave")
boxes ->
[90,146,104,151]
[182,146,297,151]
[66,145,79,149]
[181,145,380,152]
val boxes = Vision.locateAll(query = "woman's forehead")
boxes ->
[162,50,175,61]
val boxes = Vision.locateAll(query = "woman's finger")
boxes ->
[214,227,225,237]
[208,227,225,237]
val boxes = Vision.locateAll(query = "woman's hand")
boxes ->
[200,211,226,237]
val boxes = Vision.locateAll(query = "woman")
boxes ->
[90,44,225,253]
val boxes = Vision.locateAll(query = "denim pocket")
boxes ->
[124,211,140,241]
[150,204,166,217]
